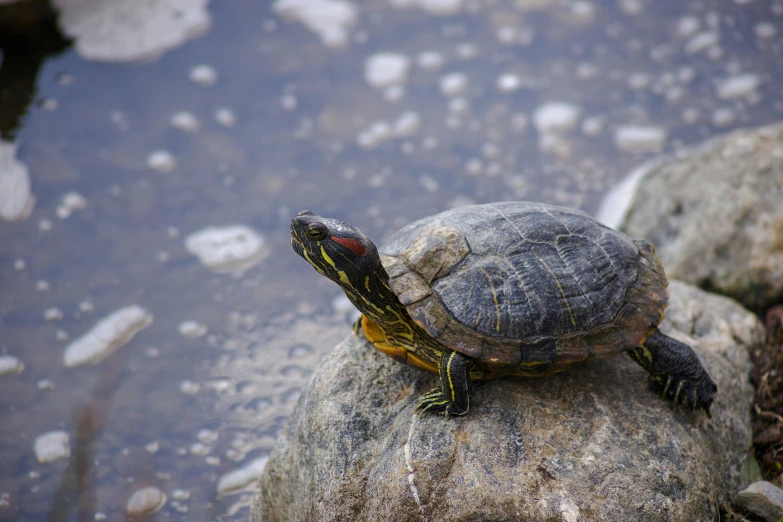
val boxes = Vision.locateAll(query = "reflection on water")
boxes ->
[0,0,70,141]
[1,0,782,519]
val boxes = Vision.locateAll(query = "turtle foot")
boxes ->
[415,387,467,417]
[352,316,363,338]
[649,372,717,418]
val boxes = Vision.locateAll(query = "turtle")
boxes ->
[290,201,717,417]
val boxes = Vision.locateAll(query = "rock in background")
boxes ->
[254,282,760,522]
[597,123,783,312]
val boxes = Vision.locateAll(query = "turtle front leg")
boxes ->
[415,349,471,417]
[352,315,364,337]
[627,329,717,417]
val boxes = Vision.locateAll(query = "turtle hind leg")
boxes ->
[415,349,471,417]
[627,329,717,417]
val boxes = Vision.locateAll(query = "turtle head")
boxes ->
[290,210,381,287]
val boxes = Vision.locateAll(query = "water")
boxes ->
[0,0,781,519]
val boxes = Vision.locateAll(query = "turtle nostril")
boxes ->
[297,210,314,217]
[294,216,309,227]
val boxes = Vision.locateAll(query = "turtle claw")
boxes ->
[415,387,449,416]
[415,387,466,417]
[649,373,716,417]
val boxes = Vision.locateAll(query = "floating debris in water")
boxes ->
[216,456,269,494]
[180,379,201,394]
[357,121,393,149]
[34,431,70,462]
[0,355,24,377]
[126,487,167,516]
[44,308,64,321]
[189,64,218,86]
[711,107,736,127]
[497,73,523,92]
[676,16,700,38]
[393,111,421,138]
[38,219,53,232]
[439,72,468,97]
[533,102,580,134]
[197,429,218,444]
[147,150,177,173]
[0,142,34,222]
[684,31,719,55]
[185,225,266,273]
[417,0,465,15]
[754,22,777,40]
[581,115,605,136]
[171,489,191,501]
[281,93,298,110]
[179,320,207,339]
[274,0,358,49]
[54,0,211,62]
[716,73,761,100]
[365,53,411,89]
[417,50,444,71]
[190,442,210,456]
[171,111,201,133]
[613,125,667,153]
[215,108,236,127]
[57,192,88,220]
[63,306,153,367]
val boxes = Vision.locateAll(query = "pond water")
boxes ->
[0,0,782,520]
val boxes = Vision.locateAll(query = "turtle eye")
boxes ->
[306,225,327,241]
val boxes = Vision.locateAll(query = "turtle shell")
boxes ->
[379,202,668,376]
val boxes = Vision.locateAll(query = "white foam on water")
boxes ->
[274,0,358,48]
[216,456,270,494]
[365,52,411,89]
[126,487,167,515]
[185,225,266,273]
[63,306,153,367]
[54,0,211,62]
[533,102,580,134]
[0,355,24,377]
[613,125,667,153]
[0,141,34,222]
[34,431,71,463]
[716,73,761,100]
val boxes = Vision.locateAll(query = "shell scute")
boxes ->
[406,296,451,339]
[388,271,431,306]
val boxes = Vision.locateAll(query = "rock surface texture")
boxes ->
[254,282,760,522]
[598,123,783,312]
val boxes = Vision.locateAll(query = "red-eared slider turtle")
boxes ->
[290,202,716,417]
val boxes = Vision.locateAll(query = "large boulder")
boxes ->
[597,123,783,312]
[253,281,761,522]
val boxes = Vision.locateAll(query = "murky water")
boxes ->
[1,0,781,519]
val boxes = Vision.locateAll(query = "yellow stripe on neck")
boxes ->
[320,246,351,285]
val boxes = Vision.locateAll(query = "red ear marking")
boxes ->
[331,236,367,256]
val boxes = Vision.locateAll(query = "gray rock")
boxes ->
[253,281,760,522]
[597,123,783,312]
[738,481,783,522]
